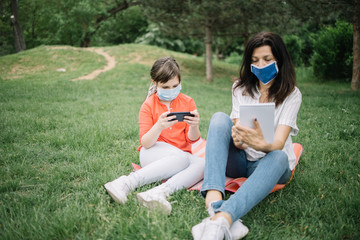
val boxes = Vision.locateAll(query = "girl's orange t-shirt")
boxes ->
[138,93,199,153]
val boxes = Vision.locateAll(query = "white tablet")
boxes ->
[239,103,275,143]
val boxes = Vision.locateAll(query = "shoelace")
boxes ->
[222,223,232,240]
[202,218,232,240]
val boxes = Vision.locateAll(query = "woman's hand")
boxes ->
[233,118,292,153]
[231,125,248,149]
[232,118,268,151]
[184,110,200,127]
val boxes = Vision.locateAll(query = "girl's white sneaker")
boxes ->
[104,176,132,204]
[136,185,172,215]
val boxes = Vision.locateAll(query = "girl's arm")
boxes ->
[233,119,291,152]
[140,111,177,149]
[184,110,201,141]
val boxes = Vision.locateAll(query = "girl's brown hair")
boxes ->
[150,57,181,83]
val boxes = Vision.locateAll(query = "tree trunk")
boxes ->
[10,0,26,52]
[205,23,213,82]
[351,0,360,91]
[80,32,91,48]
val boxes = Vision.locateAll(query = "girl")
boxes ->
[192,32,302,239]
[105,57,205,215]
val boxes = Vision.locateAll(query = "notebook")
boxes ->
[239,103,275,143]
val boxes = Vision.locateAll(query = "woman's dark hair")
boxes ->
[234,32,296,106]
[150,57,181,83]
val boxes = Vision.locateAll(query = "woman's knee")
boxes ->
[209,112,232,130]
[269,150,289,168]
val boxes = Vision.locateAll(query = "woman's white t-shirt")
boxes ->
[230,83,302,170]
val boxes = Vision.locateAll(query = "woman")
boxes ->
[105,57,204,215]
[192,32,302,239]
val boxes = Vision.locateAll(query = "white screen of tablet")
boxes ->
[239,103,275,143]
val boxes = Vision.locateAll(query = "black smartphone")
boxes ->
[167,112,195,122]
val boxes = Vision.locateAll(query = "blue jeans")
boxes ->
[201,112,291,222]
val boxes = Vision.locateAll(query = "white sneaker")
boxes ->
[104,176,132,204]
[229,220,249,240]
[136,186,172,215]
[208,202,249,240]
[192,217,232,240]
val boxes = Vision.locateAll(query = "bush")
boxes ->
[225,51,242,65]
[283,35,302,66]
[135,24,204,56]
[311,21,353,81]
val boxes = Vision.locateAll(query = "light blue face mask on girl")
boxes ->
[251,61,279,85]
[157,84,182,101]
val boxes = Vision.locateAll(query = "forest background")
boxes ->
[1,1,360,239]
[1,0,359,89]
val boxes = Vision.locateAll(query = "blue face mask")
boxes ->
[251,61,278,85]
[157,84,182,101]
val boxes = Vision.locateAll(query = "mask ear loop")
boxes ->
[146,82,157,99]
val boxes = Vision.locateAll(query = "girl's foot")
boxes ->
[104,176,132,204]
[136,185,172,215]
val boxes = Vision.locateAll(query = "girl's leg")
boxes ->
[131,141,190,187]
[162,153,205,193]
[105,142,189,205]
[137,154,205,215]
[214,150,291,222]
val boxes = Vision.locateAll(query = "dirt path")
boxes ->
[72,48,116,81]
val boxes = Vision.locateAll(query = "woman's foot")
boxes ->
[207,202,249,240]
[192,217,231,240]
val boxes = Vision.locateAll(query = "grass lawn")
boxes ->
[0,44,359,239]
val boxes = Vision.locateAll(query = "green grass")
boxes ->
[0,44,359,239]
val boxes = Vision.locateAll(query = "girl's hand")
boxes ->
[155,111,178,130]
[232,118,266,151]
[184,110,200,127]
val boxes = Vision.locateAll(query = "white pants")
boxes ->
[129,142,205,194]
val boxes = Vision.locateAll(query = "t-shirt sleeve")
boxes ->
[138,101,154,141]
[279,88,302,136]
[230,83,240,119]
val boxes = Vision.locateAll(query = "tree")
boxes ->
[10,0,144,49]
[351,0,359,90]
[10,0,26,52]
[80,0,141,47]
[287,0,358,90]
[141,0,297,82]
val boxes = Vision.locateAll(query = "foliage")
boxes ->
[0,1,15,55]
[135,24,204,56]
[312,21,353,81]
[283,35,303,66]
[1,45,359,239]
[224,51,243,65]
[0,0,144,55]
[92,6,148,46]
